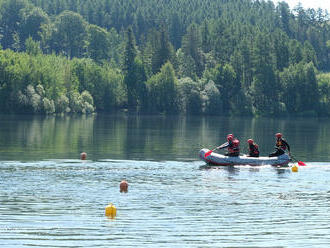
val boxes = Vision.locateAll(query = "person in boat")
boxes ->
[218,134,240,157]
[247,139,259,157]
[269,133,290,157]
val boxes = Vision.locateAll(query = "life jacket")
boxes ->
[228,139,240,154]
[249,143,259,155]
[276,138,287,150]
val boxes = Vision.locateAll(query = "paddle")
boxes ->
[290,154,306,166]
[205,142,228,158]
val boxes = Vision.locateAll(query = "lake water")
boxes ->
[0,114,330,247]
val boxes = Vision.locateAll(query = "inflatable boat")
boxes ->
[199,148,290,166]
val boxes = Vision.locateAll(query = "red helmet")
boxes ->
[227,134,234,141]
[247,139,254,144]
[233,139,240,145]
[275,133,282,138]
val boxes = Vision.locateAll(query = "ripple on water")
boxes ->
[0,160,330,247]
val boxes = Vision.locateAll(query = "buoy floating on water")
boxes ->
[80,152,87,160]
[105,203,117,218]
[291,165,298,172]
[120,180,128,193]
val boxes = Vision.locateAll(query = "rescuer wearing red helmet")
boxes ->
[247,139,259,157]
[217,134,240,156]
[269,133,290,157]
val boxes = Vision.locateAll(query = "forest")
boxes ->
[0,0,330,116]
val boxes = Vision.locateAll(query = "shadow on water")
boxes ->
[274,166,291,177]
[200,162,292,179]
[199,163,240,174]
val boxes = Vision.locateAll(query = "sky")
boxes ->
[273,0,330,11]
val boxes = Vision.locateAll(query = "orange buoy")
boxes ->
[80,152,87,160]
[120,180,128,193]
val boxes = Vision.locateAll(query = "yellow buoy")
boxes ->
[291,165,298,172]
[105,203,117,218]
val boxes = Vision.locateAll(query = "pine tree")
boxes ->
[123,27,138,110]
[151,26,175,74]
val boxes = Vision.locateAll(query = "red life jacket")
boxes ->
[249,143,259,155]
[228,139,240,154]
[276,138,287,150]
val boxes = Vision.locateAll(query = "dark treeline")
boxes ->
[0,0,330,116]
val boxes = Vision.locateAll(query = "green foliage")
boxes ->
[317,73,330,116]
[302,41,317,65]
[87,24,110,63]
[280,62,319,114]
[177,77,202,115]
[55,94,69,113]
[19,6,49,49]
[1,0,330,116]
[25,36,42,55]
[151,27,176,74]
[0,0,30,49]
[0,49,127,114]
[272,29,289,70]
[146,62,178,114]
[181,23,204,77]
[123,27,137,73]
[249,33,280,116]
[42,97,55,114]
[46,11,87,58]
[15,84,56,113]
[204,63,238,114]
[200,80,222,115]
[289,39,303,64]
[80,90,94,113]
[123,27,148,111]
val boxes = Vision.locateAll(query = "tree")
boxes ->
[303,62,318,111]
[276,1,292,36]
[181,23,204,77]
[169,12,183,49]
[19,6,49,49]
[288,39,303,65]
[280,62,318,114]
[123,27,138,109]
[273,29,289,71]
[294,4,308,42]
[317,73,330,116]
[151,26,175,74]
[239,39,253,91]
[200,80,222,115]
[302,40,317,66]
[250,33,279,116]
[205,63,238,114]
[201,20,211,53]
[25,36,42,55]
[48,11,87,58]
[146,62,178,114]
[87,24,110,63]
[0,0,29,49]
[122,27,147,111]
[177,77,202,115]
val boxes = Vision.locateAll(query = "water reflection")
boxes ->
[0,114,330,162]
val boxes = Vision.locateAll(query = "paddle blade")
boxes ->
[204,150,213,158]
[298,161,306,166]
